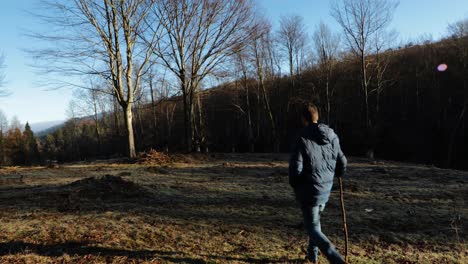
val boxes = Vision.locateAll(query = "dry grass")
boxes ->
[0,153,466,263]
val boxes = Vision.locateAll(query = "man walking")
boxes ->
[289,102,347,264]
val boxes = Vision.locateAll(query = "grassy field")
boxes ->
[0,153,466,263]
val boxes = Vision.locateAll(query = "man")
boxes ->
[289,102,347,264]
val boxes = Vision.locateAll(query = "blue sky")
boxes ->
[1,0,468,124]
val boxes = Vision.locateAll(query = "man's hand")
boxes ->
[289,138,304,188]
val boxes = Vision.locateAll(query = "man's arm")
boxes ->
[289,138,303,188]
[334,137,347,177]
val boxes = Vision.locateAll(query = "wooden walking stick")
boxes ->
[339,177,349,263]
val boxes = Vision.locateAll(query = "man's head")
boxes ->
[301,102,319,125]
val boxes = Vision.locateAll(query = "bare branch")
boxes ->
[0,53,9,97]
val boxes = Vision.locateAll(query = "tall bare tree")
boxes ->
[332,0,398,158]
[0,109,7,165]
[30,0,160,158]
[331,0,398,130]
[150,0,257,151]
[0,110,7,133]
[448,17,468,39]
[0,54,7,96]
[313,21,341,124]
[251,20,282,152]
[233,48,255,152]
[370,30,397,116]
[70,84,107,153]
[145,68,162,147]
[9,116,22,131]
[277,15,308,79]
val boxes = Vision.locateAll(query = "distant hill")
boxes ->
[35,123,65,137]
[30,120,64,134]
[33,115,99,138]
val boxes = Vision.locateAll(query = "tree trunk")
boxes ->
[361,51,370,130]
[196,93,206,152]
[123,104,136,159]
[361,50,374,159]
[91,92,102,154]
[239,59,255,153]
[149,77,158,147]
[93,112,102,154]
[289,48,295,93]
[447,103,466,167]
[165,103,176,153]
[183,89,189,152]
[326,74,330,124]
[0,133,4,166]
[246,84,255,153]
[181,72,194,153]
[137,103,144,143]
[289,48,294,78]
[113,98,121,136]
[259,77,279,152]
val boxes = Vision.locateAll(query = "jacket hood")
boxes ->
[305,123,336,145]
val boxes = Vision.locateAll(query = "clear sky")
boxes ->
[1,0,468,124]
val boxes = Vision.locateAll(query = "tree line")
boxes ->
[0,113,40,166]
[28,0,398,157]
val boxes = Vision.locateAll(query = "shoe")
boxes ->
[305,255,319,264]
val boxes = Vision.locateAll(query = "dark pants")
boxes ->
[302,203,345,264]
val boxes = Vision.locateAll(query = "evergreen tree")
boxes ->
[23,122,39,165]
[54,128,66,162]
[43,134,57,161]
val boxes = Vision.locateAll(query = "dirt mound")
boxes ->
[66,175,146,199]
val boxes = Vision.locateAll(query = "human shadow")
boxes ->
[0,241,305,263]
[203,253,304,263]
[0,241,205,263]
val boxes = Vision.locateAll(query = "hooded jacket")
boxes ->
[289,123,347,206]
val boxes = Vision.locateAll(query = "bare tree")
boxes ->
[313,21,341,124]
[251,20,282,152]
[157,79,178,152]
[157,73,178,152]
[370,30,397,116]
[149,0,257,151]
[30,0,161,158]
[233,48,255,152]
[0,54,4,84]
[9,116,22,131]
[132,79,148,144]
[70,84,107,153]
[145,68,160,147]
[277,15,308,79]
[0,109,7,165]
[331,0,398,130]
[448,17,468,38]
[0,54,7,96]
[0,110,7,133]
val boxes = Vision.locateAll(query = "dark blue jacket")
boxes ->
[289,123,347,206]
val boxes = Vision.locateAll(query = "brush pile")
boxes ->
[137,149,172,164]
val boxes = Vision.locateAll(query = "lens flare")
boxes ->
[437,64,448,72]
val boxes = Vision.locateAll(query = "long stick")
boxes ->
[339,177,349,263]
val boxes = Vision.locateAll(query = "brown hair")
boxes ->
[302,102,319,123]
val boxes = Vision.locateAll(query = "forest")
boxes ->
[0,0,467,170]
